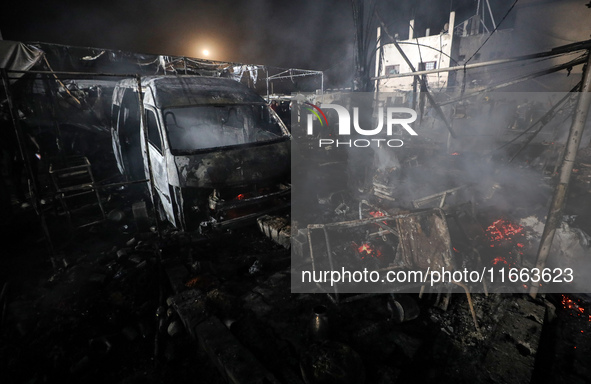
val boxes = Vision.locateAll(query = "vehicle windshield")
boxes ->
[163,104,288,153]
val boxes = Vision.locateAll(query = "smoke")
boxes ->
[0,0,491,89]
[2,0,588,85]
[326,89,590,219]
[391,92,567,214]
[373,144,400,171]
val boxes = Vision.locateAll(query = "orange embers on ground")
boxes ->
[485,219,526,267]
[355,242,382,260]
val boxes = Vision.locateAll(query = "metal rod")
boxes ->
[358,199,379,219]
[94,179,150,190]
[375,222,399,237]
[266,72,323,80]
[38,74,65,159]
[485,0,497,29]
[530,51,591,298]
[412,185,470,208]
[307,213,409,230]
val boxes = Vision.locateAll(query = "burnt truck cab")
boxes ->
[111,75,291,231]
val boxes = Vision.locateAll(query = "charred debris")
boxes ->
[0,34,591,384]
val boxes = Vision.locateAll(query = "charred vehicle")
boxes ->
[111,76,291,231]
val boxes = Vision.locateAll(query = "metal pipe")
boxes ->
[485,0,497,29]
[530,51,591,298]
[266,68,270,102]
[40,75,65,156]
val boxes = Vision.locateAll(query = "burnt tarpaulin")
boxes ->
[229,65,261,86]
[27,42,231,76]
[0,40,44,77]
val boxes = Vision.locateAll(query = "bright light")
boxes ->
[202,49,210,57]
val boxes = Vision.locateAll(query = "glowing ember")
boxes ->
[369,211,385,218]
[486,219,526,267]
[486,219,524,242]
[492,256,508,265]
[561,294,590,320]
[451,152,460,156]
[235,194,245,200]
[356,242,382,259]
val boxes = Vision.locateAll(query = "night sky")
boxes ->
[0,1,514,79]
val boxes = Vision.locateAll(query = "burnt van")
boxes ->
[111,76,291,231]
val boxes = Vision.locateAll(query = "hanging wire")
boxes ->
[465,0,520,65]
